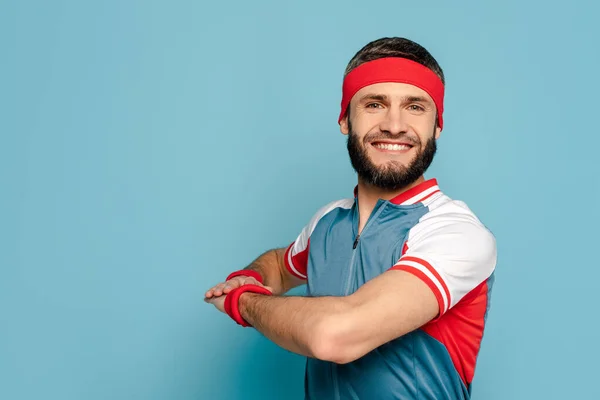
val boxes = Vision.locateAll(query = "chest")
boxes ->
[306,203,427,296]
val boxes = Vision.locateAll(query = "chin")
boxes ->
[371,154,412,167]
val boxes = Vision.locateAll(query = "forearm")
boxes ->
[237,271,440,364]
[239,293,351,359]
[242,248,293,295]
[222,271,440,365]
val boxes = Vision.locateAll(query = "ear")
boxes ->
[434,125,442,140]
[340,115,349,135]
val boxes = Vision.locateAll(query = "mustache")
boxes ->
[362,131,420,146]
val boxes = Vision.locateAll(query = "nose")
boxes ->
[378,107,409,135]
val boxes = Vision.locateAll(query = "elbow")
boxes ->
[308,317,361,364]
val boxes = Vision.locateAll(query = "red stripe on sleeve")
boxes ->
[284,240,309,280]
[390,264,445,317]
[400,256,451,309]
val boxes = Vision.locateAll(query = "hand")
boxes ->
[205,295,226,313]
[204,275,272,299]
[205,275,272,316]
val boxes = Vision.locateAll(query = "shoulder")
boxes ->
[309,198,355,222]
[408,193,497,261]
[297,198,355,236]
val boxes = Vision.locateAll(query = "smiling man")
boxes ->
[205,37,497,400]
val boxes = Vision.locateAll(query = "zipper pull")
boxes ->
[353,234,360,249]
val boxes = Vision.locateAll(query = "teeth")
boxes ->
[374,143,411,151]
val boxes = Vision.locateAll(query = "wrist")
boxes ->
[226,269,263,284]
[224,284,272,327]
[238,292,259,324]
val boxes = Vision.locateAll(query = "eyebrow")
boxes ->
[404,95,432,105]
[358,94,389,103]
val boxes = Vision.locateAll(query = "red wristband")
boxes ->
[226,269,264,284]
[224,284,272,327]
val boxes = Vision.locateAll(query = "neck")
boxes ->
[355,176,425,233]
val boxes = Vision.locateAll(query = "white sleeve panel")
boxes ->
[394,204,497,315]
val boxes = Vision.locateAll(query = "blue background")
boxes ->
[1,1,599,399]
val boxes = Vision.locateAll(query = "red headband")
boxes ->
[339,57,445,130]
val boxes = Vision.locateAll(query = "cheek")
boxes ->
[412,120,437,143]
[352,110,383,131]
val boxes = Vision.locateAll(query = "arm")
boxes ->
[239,270,438,363]
[238,218,497,363]
[240,247,306,295]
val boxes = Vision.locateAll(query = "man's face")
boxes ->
[340,82,441,191]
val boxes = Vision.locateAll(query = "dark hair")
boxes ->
[344,37,445,84]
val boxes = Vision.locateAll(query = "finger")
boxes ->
[205,286,219,298]
[212,283,228,297]
[207,280,232,297]
[242,277,260,286]
[204,297,220,307]
[222,279,243,294]
[209,276,258,297]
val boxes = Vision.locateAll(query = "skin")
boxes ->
[205,82,442,364]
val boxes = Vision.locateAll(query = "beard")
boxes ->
[347,124,437,191]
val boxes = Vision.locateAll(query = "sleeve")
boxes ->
[284,199,354,280]
[390,215,497,318]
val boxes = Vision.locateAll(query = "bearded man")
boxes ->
[205,37,497,400]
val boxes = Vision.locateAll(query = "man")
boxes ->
[205,37,497,400]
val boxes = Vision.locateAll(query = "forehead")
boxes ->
[351,82,433,103]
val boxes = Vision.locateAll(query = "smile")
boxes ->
[372,142,413,152]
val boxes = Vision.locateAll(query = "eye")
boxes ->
[366,103,383,109]
[408,104,425,112]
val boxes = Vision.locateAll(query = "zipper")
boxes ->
[343,201,386,296]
